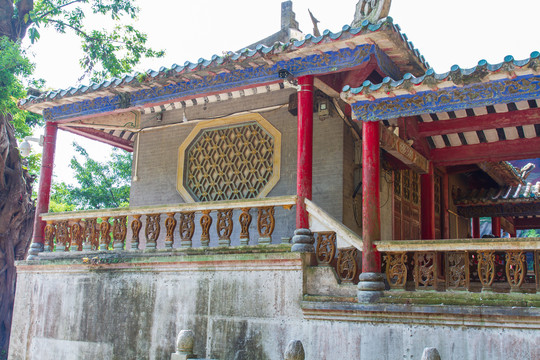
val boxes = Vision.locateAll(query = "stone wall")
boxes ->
[10,251,540,360]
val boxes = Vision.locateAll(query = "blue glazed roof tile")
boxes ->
[20,17,428,109]
[342,52,540,102]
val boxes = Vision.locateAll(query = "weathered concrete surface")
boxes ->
[10,249,540,360]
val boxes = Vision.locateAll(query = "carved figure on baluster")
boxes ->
[337,247,359,283]
[315,232,336,265]
[112,216,127,250]
[217,209,233,247]
[70,220,83,251]
[506,251,526,291]
[446,252,469,290]
[385,252,408,289]
[200,210,212,247]
[477,251,495,291]
[145,214,161,250]
[43,221,56,252]
[164,213,177,249]
[257,206,275,245]
[179,212,195,248]
[414,252,437,289]
[99,217,111,251]
[56,220,70,252]
[82,218,98,251]
[239,208,252,246]
[130,215,142,250]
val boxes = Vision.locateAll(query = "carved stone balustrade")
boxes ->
[376,238,540,293]
[39,195,296,253]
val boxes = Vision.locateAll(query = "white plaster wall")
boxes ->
[10,253,540,360]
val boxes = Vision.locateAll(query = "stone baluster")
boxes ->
[130,215,142,250]
[477,251,495,292]
[505,251,526,292]
[70,219,82,251]
[164,212,177,249]
[200,210,212,248]
[239,208,252,246]
[56,220,70,252]
[145,214,161,250]
[112,216,128,250]
[179,212,195,248]
[257,206,275,245]
[43,221,56,252]
[82,218,97,251]
[99,217,111,251]
[315,231,336,265]
[217,209,233,247]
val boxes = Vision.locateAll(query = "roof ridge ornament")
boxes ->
[352,0,392,27]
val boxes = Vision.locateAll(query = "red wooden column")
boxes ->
[442,173,450,239]
[357,120,385,303]
[472,217,481,238]
[361,121,381,272]
[292,75,315,252]
[492,217,501,237]
[421,162,435,240]
[27,121,58,260]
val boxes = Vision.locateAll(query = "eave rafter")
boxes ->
[417,107,540,138]
[431,137,540,166]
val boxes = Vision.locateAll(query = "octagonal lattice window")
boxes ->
[177,114,281,202]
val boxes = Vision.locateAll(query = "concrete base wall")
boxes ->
[10,250,540,360]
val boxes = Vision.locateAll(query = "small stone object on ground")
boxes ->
[421,347,441,360]
[284,340,305,360]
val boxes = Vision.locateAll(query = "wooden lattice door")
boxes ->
[393,169,421,240]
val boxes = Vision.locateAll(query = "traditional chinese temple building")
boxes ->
[10,1,540,359]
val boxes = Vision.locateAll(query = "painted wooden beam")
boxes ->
[60,126,134,152]
[514,217,540,230]
[418,107,540,138]
[432,137,540,166]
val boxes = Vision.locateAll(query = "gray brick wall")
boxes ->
[129,89,346,246]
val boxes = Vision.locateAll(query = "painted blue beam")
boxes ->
[43,44,401,121]
[351,74,540,121]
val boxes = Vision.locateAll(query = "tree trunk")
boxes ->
[0,113,35,358]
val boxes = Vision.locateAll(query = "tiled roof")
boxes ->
[455,182,540,206]
[478,161,524,187]
[20,17,428,112]
[341,52,540,102]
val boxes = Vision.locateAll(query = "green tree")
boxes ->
[0,0,163,356]
[52,142,132,210]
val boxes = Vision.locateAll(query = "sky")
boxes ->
[24,0,540,184]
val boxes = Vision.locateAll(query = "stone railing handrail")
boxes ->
[41,195,297,221]
[375,237,540,252]
[305,198,362,250]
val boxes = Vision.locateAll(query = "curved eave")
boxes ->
[20,17,428,115]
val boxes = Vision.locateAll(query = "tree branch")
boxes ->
[34,0,85,21]
[46,18,91,39]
